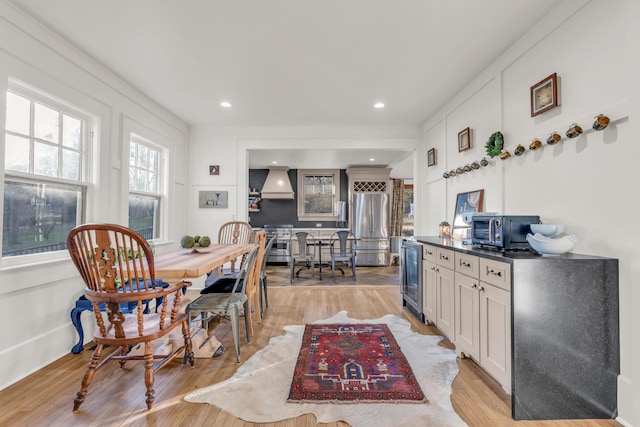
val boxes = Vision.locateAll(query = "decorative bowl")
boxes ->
[526,233,577,255]
[530,223,564,237]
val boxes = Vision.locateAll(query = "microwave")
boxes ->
[471,215,540,249]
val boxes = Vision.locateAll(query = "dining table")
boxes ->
[70,243,255,353]
[152,243,255,281]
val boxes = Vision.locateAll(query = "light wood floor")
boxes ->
[0,266,621,427]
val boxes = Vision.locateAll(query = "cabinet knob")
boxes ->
[471,284,477,289]
[479,286,485,292]
[441,255,449,261]
[487,268,502,277]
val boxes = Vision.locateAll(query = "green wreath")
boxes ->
[485,131,504,158]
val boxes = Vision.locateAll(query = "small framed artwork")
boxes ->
[531,73,559,117]
[209,165,220,175]
[427,148,437,166]
[199,190,228,208]
[452,189,484,239]
[458,127,471,152]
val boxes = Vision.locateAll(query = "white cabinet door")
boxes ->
[479,282,511,392]
[423,260,437,324]
[454,272,480,361]
[435,266,455,339]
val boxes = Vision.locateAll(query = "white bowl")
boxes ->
[530,223,564,237]
[526,233,577,255]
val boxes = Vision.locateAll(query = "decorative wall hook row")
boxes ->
[443,158,490,179]
[503,113,617,161]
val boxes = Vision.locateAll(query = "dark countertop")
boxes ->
[411,236,614,262]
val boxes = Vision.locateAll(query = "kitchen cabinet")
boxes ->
[415,236,619,421]
[422,244,454,340]
[453,252,511,391]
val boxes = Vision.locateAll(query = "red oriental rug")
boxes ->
[287,323,426,403]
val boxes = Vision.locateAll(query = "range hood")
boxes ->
[261,166,295,199]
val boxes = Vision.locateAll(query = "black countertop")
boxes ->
[411,236,613,262]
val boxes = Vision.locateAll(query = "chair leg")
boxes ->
[289,261,294,283]
[143,341,155,410]
[181,320,195,367]
[352,262,357,281]
[310,259,315,279]
[262,276,269,308]
[230,305,241,363]
[73,343,104,411]
[244,300,253,341]
[331,258,336,281]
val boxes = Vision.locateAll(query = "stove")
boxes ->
[263,224,293,263]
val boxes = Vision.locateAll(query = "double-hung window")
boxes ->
[3,87,89,258]
[128,135,162,240]
[297,169,340,221]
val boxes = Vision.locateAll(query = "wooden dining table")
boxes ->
[70,243,255,353]
[152,243,255,281]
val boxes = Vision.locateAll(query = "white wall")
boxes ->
[419,1,638,425]
[0,4,189,389]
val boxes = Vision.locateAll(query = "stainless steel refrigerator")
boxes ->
[351,193,390,266]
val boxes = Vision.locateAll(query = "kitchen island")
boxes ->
[412,236,619,421]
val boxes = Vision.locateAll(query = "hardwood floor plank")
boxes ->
[0,265,622,427]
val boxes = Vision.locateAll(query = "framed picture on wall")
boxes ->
[452,189,484,239]
[209,165,220,175]
[427,148,437,166]
[199,190,228,208]
[458,127,471,152]
[531,73,559,117]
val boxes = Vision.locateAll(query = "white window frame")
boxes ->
[1,83,91,265]
[128,134,164,241]
[297,169,340,222]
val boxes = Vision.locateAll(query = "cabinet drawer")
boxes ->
[455,252,479,278]
[479,258,511,291]
[423,244,437,262]
[436,248,455,270]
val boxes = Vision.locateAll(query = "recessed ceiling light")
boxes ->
[271,160,278,164]
[374,102,385,109]
[220,101,232,108]
[369,158,376,162]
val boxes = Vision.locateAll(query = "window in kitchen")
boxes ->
[402,184,414,236]
[3,87,89,257]
[128,135,162,240]
[297,169,340,221]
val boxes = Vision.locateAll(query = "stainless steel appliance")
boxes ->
[263,224,293,263]
[471,215,540,249]
[351,193,390,266]
[400,239,423,321]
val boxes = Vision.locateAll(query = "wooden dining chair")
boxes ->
[217,221,253,275]
[219,233,275,318]
[66,223,194,411]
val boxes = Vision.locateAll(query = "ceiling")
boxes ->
[9,0,563,171]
